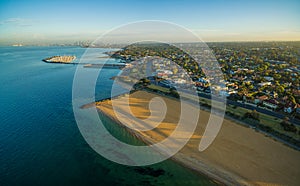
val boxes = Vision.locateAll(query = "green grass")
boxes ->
[224,105,300,141]
[147,84,170,93]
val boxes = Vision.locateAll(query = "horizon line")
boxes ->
[1,40,300,46]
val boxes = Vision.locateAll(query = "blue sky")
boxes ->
[0,0,299,44]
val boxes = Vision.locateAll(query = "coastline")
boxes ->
[96,103,235,186]
[93,90,300,186]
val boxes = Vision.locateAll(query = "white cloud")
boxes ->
[224,32,241,36]
[193,29,223,32]
[0,18,34,27]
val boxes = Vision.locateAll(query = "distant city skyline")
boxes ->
[0,0,299,45]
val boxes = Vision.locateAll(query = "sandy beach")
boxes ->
[96,90,300,186]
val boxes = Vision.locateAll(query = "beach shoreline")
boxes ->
[96,109,237,186]
[93,90,300,186]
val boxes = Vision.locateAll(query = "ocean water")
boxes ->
[0,46,217,186]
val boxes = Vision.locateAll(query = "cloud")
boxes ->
[0,18,34,27]
[224,32,241,36]
[19,24,33,27]
[193,29,223,32]
[3,18,23,23]
[273,30,300,35]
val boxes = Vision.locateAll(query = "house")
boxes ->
[284,101,296,113]
[219,89,237,97]
[264,76,274,81]
[254,95,268,104]
[155,69,173,78]
[258,82,272,87]
[238,68,249,71]
[263,99,279,110]
[198,78,209,83]
[173,78,186,84]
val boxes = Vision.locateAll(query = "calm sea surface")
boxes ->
[0,46,216,186]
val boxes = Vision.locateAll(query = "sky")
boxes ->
[0,0,299,45]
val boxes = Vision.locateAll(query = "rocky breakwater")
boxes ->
[43,55,76,63]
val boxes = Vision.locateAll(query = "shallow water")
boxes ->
[0,46,217,186]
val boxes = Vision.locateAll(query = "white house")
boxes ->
[263,99,279,109]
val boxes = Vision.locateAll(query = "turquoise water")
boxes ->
[0,46,217,186]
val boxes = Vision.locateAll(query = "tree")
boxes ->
[288,95,296,105]
[273,74,281,80]
[251,110,260,121]
[280,117,297,133]
[169,88,179,98]
[172,67,178,74]
[276,85,285,95]
[243,109,260,121]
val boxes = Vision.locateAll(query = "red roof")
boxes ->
[258,95,268,101]
[264,99,279,105]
